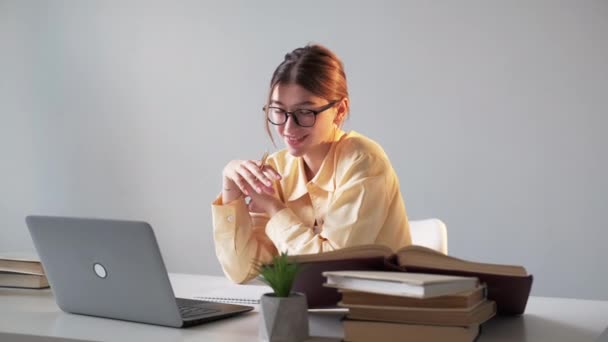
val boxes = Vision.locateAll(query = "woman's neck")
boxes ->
[302,147,329,180]
[302,129,343,180]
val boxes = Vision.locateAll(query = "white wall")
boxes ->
[1,1,606,300]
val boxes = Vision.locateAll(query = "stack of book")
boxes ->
[0,253,49,289]
[287,244,533,314]
[323,271,496,342]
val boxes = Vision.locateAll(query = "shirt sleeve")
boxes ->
[212,194,278,283]
[265,153,393,254]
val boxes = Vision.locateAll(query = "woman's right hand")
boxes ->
[222,159,281,196]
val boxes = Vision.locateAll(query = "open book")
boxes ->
[287,244,533,314]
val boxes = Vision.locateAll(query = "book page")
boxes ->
[287,244,392,263]
[397,245,528,276]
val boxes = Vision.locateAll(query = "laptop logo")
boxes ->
[93,263,108,279]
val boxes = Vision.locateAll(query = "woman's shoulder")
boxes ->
[335,130,389,163]
[330,130,394,181]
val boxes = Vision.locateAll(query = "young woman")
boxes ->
[212,44,411,283]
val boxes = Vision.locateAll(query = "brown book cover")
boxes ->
[343,319,480,342]
[0,271,49,289]
[342,299,496,326]
[288,244,533,315]
[339,285,486,309]
[292,257,387,308]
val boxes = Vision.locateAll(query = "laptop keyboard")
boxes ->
[176,298,220,318]
[179,306,218,318]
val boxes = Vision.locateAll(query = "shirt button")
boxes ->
[226,215,235,223]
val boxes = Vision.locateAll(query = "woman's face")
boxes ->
[269,83,339,157]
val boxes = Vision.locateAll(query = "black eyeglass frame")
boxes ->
[264,100,340,127]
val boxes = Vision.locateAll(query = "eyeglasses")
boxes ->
[264,101,339,127]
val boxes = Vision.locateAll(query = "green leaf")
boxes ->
[253,251,301,297]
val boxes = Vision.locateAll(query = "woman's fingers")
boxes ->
[242,161,280,194]
[237,162,272,194]
[226,159,281,196]
[236,164,261,193]
[262,165,282,180]
[230,170,249,196]
[243,161,273,187]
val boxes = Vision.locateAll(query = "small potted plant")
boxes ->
[256,252,308,342]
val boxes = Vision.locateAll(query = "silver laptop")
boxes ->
[26,215,253,328]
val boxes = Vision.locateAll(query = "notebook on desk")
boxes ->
[26,215,254,328]
[192,281,270,305]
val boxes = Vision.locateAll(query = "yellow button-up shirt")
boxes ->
[212,130,411,283]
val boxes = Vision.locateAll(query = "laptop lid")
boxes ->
[26,215,184,327]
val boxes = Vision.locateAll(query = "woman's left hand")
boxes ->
[243,182,286,216]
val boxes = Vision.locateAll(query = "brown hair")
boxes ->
[264,44,350,144]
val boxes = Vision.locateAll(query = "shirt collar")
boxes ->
[285,130,346,202]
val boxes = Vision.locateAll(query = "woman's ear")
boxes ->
[334,98,349,126]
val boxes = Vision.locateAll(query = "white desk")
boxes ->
[0,273,607,342]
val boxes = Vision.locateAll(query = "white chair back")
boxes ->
[409,218,448,255]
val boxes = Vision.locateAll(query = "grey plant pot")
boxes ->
[259,292,309,342]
